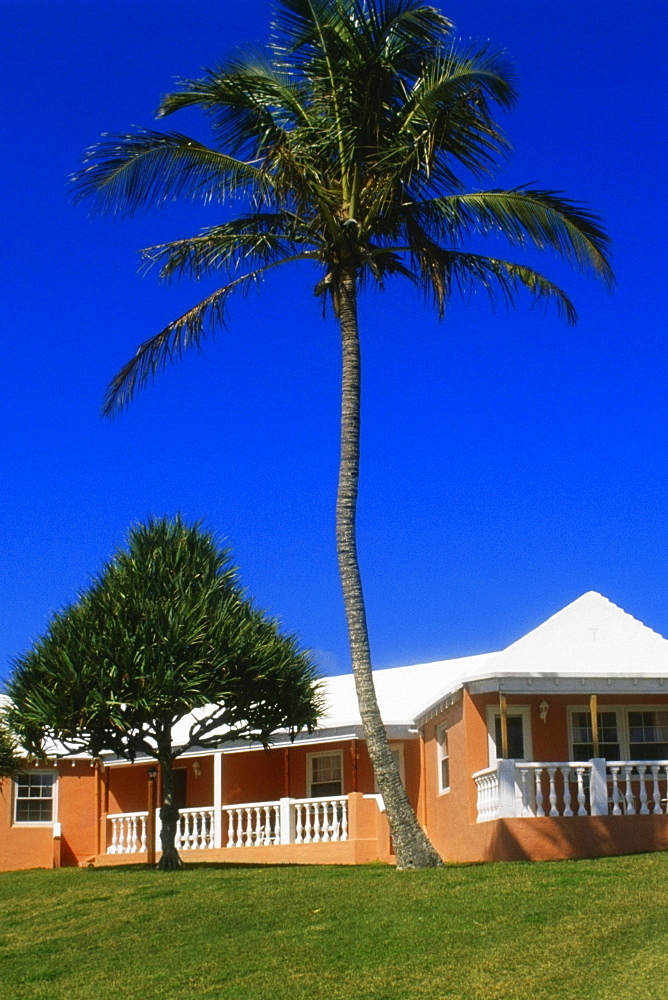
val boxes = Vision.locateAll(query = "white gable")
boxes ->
[482,591,668,680]
[322,592,668,730]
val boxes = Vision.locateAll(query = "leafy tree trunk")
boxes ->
[157,755,183,870]
[336,264,442,869]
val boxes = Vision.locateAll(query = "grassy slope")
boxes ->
[2,855,668,1000]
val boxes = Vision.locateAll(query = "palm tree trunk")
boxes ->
[336,264,441,869]
[157,755,183,870]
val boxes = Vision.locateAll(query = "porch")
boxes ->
[473,758,668,820]
[97,791,392,866]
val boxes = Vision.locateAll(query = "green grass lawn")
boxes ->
[2,854,668,1000]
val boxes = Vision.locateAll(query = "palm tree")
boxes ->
[73,0,613,868]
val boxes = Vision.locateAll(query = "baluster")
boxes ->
[225,810,234,847]
[624,765,636,814]
[330,802,339,842]
[118,818,127,854]
[518,769,530,816]
[109,818,119,854]
[534,768,545,817]
[561,767,573,817]
[306,803,316,843]
[610,767,622,815]
[194,812,202,849]
[638,766,649,814]
[139,815,147,852]
[293,804,303,844]
[576,766,587,815]
[174,814,183,851]
[340,800,348,840]
[319,803,329,842]
[234,809,243,847]
[650,766,662,814]
[548,766,559,816]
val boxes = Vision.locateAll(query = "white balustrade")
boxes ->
[476,762,593,822]
[174,808,215,851]
[223,801,281,847]
[475,759,668,823]
[292,796,348,844]
[107,811,147,854]
[222,796,348,847]
[473,768,500,821]
[606,761,668,816]
[107,807,215,854]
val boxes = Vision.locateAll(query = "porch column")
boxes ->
[590,694,600,758]
[589,758,608,816]
[497,759,517,818]
[499,692,509,759]
[213,752,223,849]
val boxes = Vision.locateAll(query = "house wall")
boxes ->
[0,762,97,872]
[222,738,421,810]
[422,690,668,863]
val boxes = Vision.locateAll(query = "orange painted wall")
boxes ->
[422,690,668,863]
[0,762,97,872]
[222,738,420,808]
[56,761,98,866]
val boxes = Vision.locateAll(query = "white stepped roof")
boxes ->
[479,591,668,681]
[317,652,497,729]
[319,592,668,730]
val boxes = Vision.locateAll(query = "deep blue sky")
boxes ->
[2,0,667,682]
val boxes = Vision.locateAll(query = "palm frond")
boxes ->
[72,129,271,215]
[424,249,579,323]
[158,57,314,157]
[141,214,319,281]
[103,254,317,415]
[414,188,614,286]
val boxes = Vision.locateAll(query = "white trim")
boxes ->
[486,705,533,765]
[567,703,668,760]
[12,770,58,827]
[436,725,450,794]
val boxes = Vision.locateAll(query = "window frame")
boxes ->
[486,705,533,765]
[567,705,668,761]
[568,707,622,761]
[13,770,58,826]
[437,726,450,794]
[306,750,344,799]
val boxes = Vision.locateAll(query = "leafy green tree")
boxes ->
[72,1,612,868]
[6,517,320,869]
[0,719,19,778]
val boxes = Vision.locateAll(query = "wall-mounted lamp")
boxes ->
[147,766,158,781]
[192,761,201,779]
[539,700,549,724]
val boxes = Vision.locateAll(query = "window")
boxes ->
[437,727,450,792]
[14,772,55,824]
[628,711,668,759]
[571,711,620,760]
[494,716,525,759]
[308,752,343,798]
[486,706,532,763]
